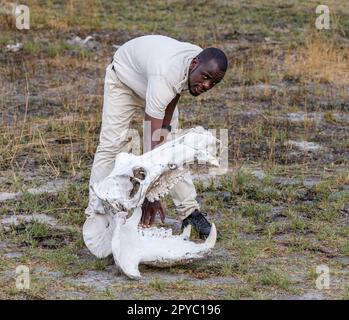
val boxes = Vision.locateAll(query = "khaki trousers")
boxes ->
[85,64,199,219]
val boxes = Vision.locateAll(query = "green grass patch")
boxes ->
[257,268,293,291]
[149,277,166,292]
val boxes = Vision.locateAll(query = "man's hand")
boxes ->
[140,198,165,227]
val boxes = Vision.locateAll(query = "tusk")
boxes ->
[180,224,191,240]
[203,223,217,249]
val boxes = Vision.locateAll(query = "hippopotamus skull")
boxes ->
[83,127,220,279]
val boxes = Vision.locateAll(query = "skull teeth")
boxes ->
[158,189,169,198]
[146,174,187,202]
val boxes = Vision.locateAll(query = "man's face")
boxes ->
[188,58,225,96]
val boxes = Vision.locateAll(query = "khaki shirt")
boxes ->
[112,35,202,119]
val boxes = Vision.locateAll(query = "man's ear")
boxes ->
[189,57,200,72]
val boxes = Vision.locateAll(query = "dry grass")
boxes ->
[17,0,103,31]
[284,33,349,86]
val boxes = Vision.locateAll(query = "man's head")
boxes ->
[188,47,228,96]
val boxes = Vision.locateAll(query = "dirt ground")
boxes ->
[0,0,348,300]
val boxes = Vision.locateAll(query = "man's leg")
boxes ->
[168,109,214,240]
[85,64,143,216]
[168,108,200,220]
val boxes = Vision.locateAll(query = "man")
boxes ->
[85,35,227,239]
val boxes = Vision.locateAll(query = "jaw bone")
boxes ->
[111,208,217,279]
[83,127,220,279]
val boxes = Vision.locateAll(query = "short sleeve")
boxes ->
[145,76,176,119]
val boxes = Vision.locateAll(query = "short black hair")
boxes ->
[197,47,228,72]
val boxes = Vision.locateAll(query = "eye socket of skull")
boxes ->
[133,167,146,180]
[168,163,177,170]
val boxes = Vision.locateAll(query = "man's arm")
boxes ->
[141,93,180,227]
[162,93,180,128]
[143,93,180,152]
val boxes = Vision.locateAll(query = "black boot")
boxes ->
[181,210,212,240]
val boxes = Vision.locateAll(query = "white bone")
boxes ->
[181,225,191,240]
[83,127,220,278]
